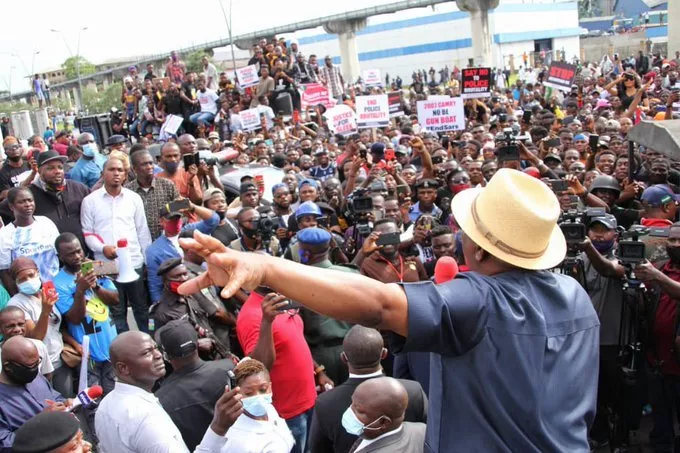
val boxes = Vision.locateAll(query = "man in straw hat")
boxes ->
[178,169,600,452]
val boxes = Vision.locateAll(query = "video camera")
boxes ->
[345,188,374,237]
[558,207,607,247]
[256,213,280,247]
[494,124,530,162]
[616,226,649,267]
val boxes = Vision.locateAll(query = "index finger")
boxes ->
[180,230,228,258]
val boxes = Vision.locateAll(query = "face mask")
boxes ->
[667,246,680,263]
[3,361,40,385]
[164,161,179,174]
[164,218,182,237]
[242,393,273,417]
[592,238,615,254]
[342,407,387,436]
[452,183,471,194]
[168,281,183,294]
[298,250,310,264]
[242,226,259,239]
[82,143,98,157]
[17,278,41,296]
[216,210,227,221]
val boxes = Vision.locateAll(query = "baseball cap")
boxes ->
[595,99,611,110]
[159,203,182,219]
[208,131,220,140]
[298,178,319,191]
[589,214,617,230]
[157,319,198,359]
[240,182,258,195]
[202,188,224,203]
[641,185,680,207]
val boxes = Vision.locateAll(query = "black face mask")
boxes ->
[3,360,39,385]
[241,226,259,239]
[216,210,227,221]
[667,246,680,264]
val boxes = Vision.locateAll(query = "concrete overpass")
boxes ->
[2,0,487,109]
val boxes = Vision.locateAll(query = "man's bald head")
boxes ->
[178,134,195,145]
[342,325,385,370]
[1,335,38,366]
[351,377,408,438]
[161,142,180,156]
[109,331,166,390]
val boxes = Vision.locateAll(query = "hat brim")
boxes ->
[39,156,68,167]
[451,188,567,270]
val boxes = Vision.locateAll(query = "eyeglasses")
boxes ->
[5,145,19,151]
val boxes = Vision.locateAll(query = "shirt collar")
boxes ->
[641,218,673,227]
[357,425,403,450]
[349,370,384,379]
[114,381,158,403]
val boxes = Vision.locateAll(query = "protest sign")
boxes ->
[158,114,183,141]
[461,67,491,99]
[301,83,336,109]
[543,61,577,92]
[240,108,261,131]
[355,95,389,129]
[388,92,403,118]
[363,69,382,88]
[323,104,357,136]
[236,65,260,89]
[416,97,465,132]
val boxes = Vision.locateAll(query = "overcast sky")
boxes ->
[0,0,400,93]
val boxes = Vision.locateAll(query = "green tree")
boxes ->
[578,0,602,18]
[186,51,211,74]
[81,82,123,114]
[62,56,96,80]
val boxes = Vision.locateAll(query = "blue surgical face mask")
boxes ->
[242,393,273,417]
[298,250,310,264]
[342,407,366,436]
[592,238,615,254]
[17,277,41,296]
[82,143,98,157]
[164,161,179,173]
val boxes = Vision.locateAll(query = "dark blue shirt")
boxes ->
[391,270,599,453]
[0,375,63,450]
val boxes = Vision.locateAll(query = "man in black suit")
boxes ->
[308,325,428,453]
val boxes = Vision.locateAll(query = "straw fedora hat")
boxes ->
[451,168,566,270]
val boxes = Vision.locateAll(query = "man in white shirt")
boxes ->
[81,156,152,334]
[190,79,219,128]
[202,56,218,91]
[95,331,242,453]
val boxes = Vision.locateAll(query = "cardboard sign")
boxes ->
[543,61,577,92]
[363,69,382,88]
[388,92,404,118]
[461,67,491,99]
[301,83,336,109]
[323,104,357,136]
[236,65,260,89]
[416,97,465,132]
[240,108,261,131]
[158,114,183,141]
[356,95,389,129]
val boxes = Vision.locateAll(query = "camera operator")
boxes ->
[630,223,680,453]
[229,207,280,256]
[574,214,626,449]
[639,185,679,263]
[589,175,642,229]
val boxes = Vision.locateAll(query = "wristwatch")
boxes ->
[314,365,326,376]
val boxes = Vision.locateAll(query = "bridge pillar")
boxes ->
[324,18,366,83]
[456,0,499,67]
[669,0,679,59]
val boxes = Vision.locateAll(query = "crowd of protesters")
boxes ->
[0,37,679,453]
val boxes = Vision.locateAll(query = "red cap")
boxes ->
[523,167,541,179]
[117,239,128,248]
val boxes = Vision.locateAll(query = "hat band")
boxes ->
[471,197,547,260]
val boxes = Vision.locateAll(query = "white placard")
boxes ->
[240,108,261,131]
[323,104,358,136]
[355,95,389,129]
[416,97,466,132]
[236,64,260,89]
[363,69,382,88]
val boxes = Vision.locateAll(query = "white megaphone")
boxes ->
[116,239,140,283]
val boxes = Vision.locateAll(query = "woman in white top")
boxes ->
[0,187,60,291]
[222,359,294,453]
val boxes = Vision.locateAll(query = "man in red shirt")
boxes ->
[236,289,332,453]
[634,223,680,452]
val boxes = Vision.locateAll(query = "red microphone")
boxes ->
[69,385,104,411]
[434,257,459,284]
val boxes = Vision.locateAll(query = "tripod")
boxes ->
[559,246,589,293]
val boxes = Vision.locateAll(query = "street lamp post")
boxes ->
[51,27,87,111]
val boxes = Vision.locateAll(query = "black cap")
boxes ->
[157,319,198,359]
[13,412,80,453]
[157,257,183,277]
[240,182,258,195]
[106,134,127,146]
[414,178,440,189]
[159,204,182,219]
[36,149,67,167]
